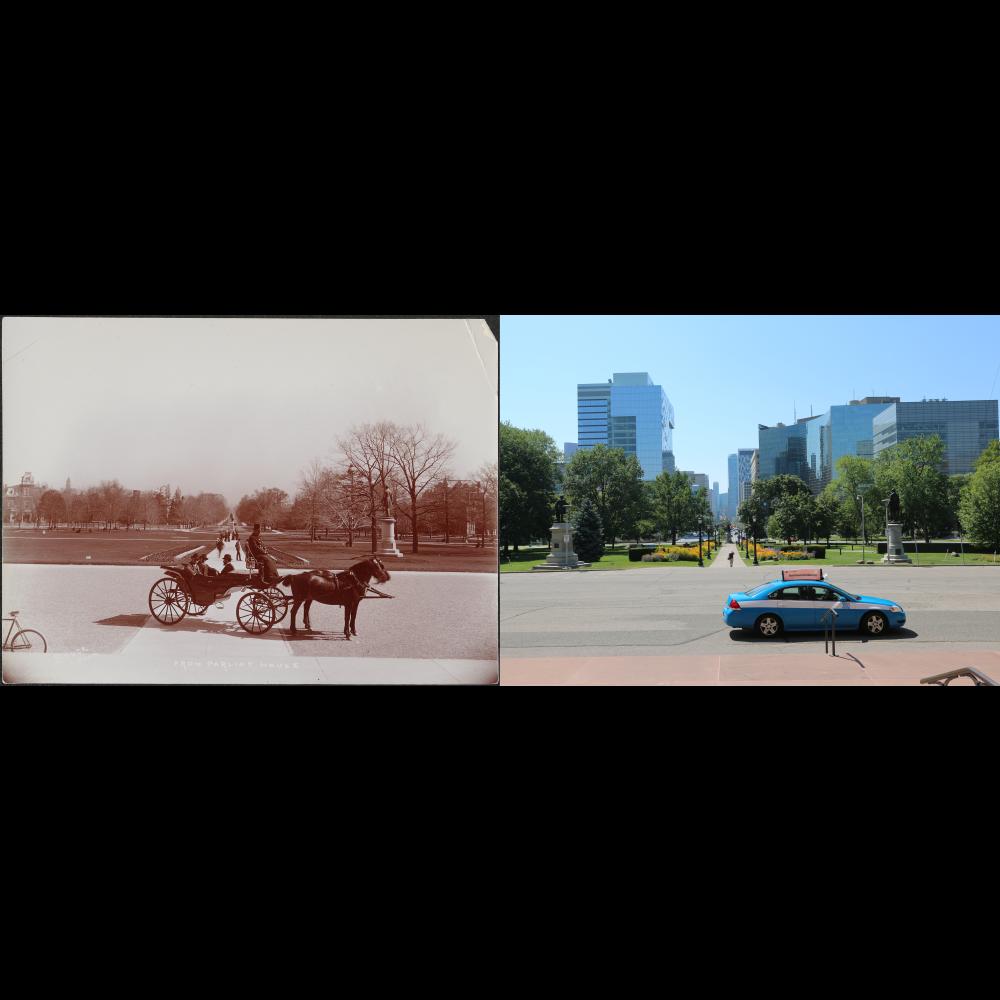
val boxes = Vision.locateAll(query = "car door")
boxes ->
[771,585,814,630]
[812,585,845,630]
[818,585,862,628]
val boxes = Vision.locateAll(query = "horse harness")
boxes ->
[310,567,394,599]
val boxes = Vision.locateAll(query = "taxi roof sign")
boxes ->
[781,568,824,581]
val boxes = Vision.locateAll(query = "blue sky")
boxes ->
[500,316,1000,490]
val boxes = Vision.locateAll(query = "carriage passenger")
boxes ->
[220,554,235,576]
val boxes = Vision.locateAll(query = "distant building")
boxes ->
[712,481,720,516]
[727,454,738,520]
[564,443,578,460]
[758,420,816,486]
[873,399,999,475]
[4,472,45,524]
[577,372,675,481]
[737,448,755,506]
[718,492,728,521]
[680,471,709,495]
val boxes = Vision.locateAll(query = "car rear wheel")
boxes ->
[755,614,782,638]
[861,611,887,636]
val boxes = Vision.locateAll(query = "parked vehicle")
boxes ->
[723,568,906,638]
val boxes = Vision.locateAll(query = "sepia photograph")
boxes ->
[2,317,498,684]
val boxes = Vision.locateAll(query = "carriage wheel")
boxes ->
[148,578,189,625]
[236,593,275,634]
[261,587,289,624]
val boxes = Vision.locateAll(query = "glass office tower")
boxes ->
[577,372,674,481]
[804,398,900,494]
[758,420,815,483]
[727,453,738,520]
[873,399,999,475]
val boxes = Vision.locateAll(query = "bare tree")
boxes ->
[337,422,398,553]
[388,424,457,553]
[97,480,125,529]
[471,462,498,547]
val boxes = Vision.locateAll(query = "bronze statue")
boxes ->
[885,488,901,523]
[554,496,568,522]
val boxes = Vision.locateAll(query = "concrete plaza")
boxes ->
[500,545,1000,684]
[2,542,497,684]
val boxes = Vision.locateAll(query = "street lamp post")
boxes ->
[857,494,866,565]
[698,515,704,567]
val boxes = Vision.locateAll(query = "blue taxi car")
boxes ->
[723,569,906,638]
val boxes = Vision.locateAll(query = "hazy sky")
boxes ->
[500,316,1000,489]
[2,318,497,505]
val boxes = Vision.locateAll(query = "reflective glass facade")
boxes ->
[577,372,674,481]
[758,421,813,483]
[802,402,890,494]
[727,454,738,520]
[873,400,999,475]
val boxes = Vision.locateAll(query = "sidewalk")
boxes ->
[500,648,1000,685]
[709,543,744,569]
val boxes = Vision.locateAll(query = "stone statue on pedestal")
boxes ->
[554,496,567,522]
[885,488,901,524]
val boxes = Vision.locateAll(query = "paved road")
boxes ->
[501,562,1000,658]
[3,562,497,683]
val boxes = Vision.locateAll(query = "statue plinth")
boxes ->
[882,522,912,564]
[532,521,590,571]
[376,516,403,558]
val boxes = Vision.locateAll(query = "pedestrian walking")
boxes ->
[235,538,243,561]
[216,537,224,560]
[728,550,734,567]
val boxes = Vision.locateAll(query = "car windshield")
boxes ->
[744,584,773,598]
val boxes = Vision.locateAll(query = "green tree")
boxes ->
[958,442,1000,550]
[813,489,838,544]
[563,444,644,549]
[572,497,605,562]
[650,470,697,544]
[827,455,878,541]
[874,435,949,542]
[498,422,560,554]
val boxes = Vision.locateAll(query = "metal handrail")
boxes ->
[820,608,838,656]
[920,667,997,687]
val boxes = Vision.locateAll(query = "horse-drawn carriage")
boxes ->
[147,556,393,638]
[148,565,290,633]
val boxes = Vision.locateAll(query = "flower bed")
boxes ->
[642,544,704,563]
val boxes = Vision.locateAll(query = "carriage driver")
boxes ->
[247,523,280,585]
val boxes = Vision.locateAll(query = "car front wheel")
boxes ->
[861,612,888,636]
[755,614,782,638]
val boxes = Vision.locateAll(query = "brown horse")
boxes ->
[279,557,391,638]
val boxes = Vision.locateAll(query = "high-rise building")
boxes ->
[727,454,738,520]
[718,492,728,521]
[801,397,902,494]
[576,372,675,481]
[680,471,709,494]
[564,443,578,460]
[712,481,720,516]
[758,420,816,484]
[737,448,755,506]
[873,399,999,475]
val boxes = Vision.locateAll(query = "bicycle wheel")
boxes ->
[10,628,47,652]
